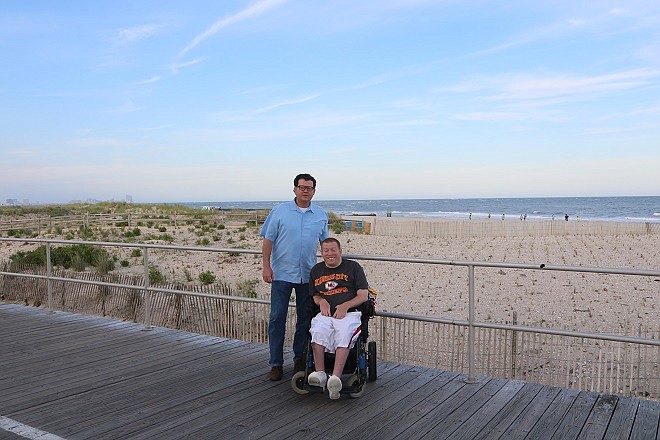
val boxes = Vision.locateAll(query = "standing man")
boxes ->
[261,173,329,381]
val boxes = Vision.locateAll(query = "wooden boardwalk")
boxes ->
[1,302,658,440]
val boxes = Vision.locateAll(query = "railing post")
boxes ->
[511,311,518,379]
[465,264,478,383]
[46,242,53,314]
[380,316,388,360]
[142,246,152,330]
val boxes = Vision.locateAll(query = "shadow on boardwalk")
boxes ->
[1,302,658,440]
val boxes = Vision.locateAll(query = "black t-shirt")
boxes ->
[309,259,369,315]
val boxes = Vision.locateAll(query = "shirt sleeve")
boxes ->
[260,207,280,241]
[354,262,369,290]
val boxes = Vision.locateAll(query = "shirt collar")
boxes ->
[289,198,315,212]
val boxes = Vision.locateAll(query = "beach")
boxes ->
[1,217,658,334]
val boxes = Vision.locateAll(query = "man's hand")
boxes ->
[319,299,331,317]
[333,303,350,319]
[262,266,273,283]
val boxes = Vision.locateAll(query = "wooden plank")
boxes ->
[550,391,599,440]
[355,370,462,440]
[1,335,235,410]
[107,361,401,440]
[629,398,660,440]
[390,376,493,439]
[513,386,580,439]
[602,397,639,440]
[85,352,280,439]
[498,385,562,438]
[8,339,260,424]
[450,382,542,440]
[198,364,419,440]
[266,366,445,440]
[45,346,271,438]
[576,394,618,440]
[419,378,517,439]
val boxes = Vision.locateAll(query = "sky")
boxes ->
[1,0,659,204]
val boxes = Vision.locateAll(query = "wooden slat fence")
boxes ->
[373,315,659,400]
[344,216,660,237]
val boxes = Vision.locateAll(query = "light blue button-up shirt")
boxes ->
[261,200,329,284]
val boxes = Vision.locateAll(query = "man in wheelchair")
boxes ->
[307,237,370,399]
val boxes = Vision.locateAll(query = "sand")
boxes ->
[1,218,658,334]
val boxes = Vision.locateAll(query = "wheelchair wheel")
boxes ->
[346,374,366,398]
[291,371,309,395]
[367,340,377,382]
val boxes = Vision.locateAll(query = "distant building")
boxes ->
[6,199,19,205]
[126,194,133,203]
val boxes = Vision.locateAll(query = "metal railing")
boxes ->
[1,236,658,396]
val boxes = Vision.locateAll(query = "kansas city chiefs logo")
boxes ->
[324,281,338,290]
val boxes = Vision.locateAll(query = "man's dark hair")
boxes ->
[321,237,341,249]
[294,173,316,188]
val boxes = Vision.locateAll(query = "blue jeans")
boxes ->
[268,280,312,367]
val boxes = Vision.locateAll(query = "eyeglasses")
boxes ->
[296,185,315,192]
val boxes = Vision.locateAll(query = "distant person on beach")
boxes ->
[307,237,369,399]
[261,173,329,381]
[502,214,505,220]
[565,213,569,221]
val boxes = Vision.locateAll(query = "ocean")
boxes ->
[181,196,660,223]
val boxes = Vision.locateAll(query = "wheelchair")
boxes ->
[291,289,377,398]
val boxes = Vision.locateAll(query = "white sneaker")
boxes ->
[308,371,327,390]
[327,375,342,400]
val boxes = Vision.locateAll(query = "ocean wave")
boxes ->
[654,213,660,216]
[625,217,660,223]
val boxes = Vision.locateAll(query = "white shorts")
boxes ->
[310,311,362,354]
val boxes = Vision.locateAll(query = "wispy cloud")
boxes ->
[253,93,325,114]
[144,125,172,131]
[451,111,530,122]
[373,119,441,127]
[498,69,658,100]
[116,23,167,44]
[440,69,660,102]
[169,57,207,74]
[179,0,289,57]
[244,69,409,116]
[597,104,660,121]
[131,76,161,86]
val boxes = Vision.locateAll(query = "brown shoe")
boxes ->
[294,358,306,372]
[269,366,283,381]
